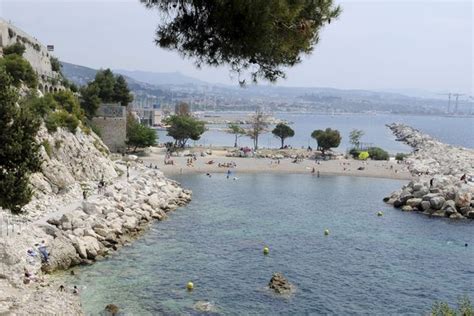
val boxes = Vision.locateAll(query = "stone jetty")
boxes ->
[384,123,474,219]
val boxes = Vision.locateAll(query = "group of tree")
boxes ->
[79,69,133,118]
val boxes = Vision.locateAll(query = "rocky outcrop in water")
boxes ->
[385,124,474,219]
[269,273,293,295]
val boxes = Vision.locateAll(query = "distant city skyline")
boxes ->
[1,0,472,96]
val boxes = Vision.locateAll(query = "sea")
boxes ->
[65,113,473,315]
[156,113,474,153]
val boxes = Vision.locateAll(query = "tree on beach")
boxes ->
[311,128,341,155]
[164,114,206,148]
[126,113,157,152]
[272,123,295,148]
[141,0,341,85]
[227,123,246,147]
[349,129,364,149]
[0,68,41,213]
[247,110,269,150]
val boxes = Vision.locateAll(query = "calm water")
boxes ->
[66,174,473,315]
[157,113,474,153]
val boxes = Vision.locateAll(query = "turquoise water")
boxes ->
[157,113,474,152]
[66,174,473,315]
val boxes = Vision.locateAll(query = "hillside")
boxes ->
[114,69,207,86]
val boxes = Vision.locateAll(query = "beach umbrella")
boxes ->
[358,151,369,160]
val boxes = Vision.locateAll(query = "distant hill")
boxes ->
[61,62,98,86]
[114,69,207,86]
[60,61,167,98]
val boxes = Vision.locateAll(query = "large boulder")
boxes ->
[268,273,293,295]
[455,188,472,208]
[429,196,445,210]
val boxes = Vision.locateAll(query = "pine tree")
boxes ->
[114,75,133,106]
[0,69,41,213]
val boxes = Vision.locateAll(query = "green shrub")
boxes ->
[3,42,26,56]
[367,147,389,160]
[50,56,61,72]
[430,296,472,316]
[0,54,38,88]
[41,140,52,157]
[90,122,102,137]
[45,110,79,133]
[51,90,83,120]
[349,148,360,159]
[23,94,58,118]
[395,152,408,161]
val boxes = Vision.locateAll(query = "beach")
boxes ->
[142,147,412,180]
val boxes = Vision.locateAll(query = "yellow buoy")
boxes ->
[324,229,330,236]
[186,282,194,291]
[377,211,383,216]
[263,246,269,255]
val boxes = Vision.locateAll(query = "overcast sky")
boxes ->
[1,0,472,95]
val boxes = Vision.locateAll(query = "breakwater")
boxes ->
[384,123,474,219]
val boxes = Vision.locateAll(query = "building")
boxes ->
[0,18,64,93]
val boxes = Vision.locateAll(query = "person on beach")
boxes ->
[58,285,65,292]
[83,190,87,200]
[311,167,315,175]
[73,285,79,295]
[227,169,231,179]
[317,170,320,178]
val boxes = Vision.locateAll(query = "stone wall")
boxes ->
[92,117,127,153]
[0,18,63,93]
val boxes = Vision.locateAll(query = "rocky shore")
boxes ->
[0,127,191,314]
[384,123,474,219]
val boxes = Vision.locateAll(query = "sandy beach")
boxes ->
[142,148,412,180]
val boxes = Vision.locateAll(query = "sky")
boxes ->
[1,0,472,95]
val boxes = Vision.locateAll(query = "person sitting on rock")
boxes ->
[37,240,49,263]
[73,285,79,295]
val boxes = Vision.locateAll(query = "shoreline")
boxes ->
[142,150,412,181]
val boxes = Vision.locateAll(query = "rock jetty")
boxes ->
[384,123,474,219]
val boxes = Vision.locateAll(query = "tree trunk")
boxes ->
[280,137,284,149]
[234,135,238,147]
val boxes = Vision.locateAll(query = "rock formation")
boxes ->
[268,273,293,295]
[384,124,474,219]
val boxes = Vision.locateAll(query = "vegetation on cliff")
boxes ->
[0,68,41,213]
